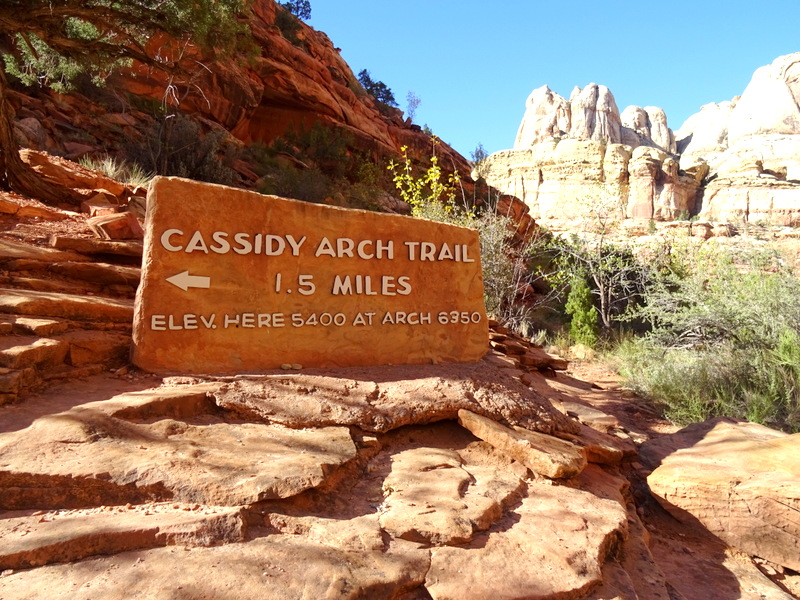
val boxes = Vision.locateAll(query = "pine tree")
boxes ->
[565,275,599,347]
[0,0,250,205]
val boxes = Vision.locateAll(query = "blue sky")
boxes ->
[308,1,800,159]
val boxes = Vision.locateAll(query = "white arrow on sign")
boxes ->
[166,270,211,291]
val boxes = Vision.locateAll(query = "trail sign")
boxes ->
[132,177,488,374]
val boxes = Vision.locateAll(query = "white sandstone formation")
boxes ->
[569,84,622,144]
[482,84,693,223]
[514,85,571,148]
[483,53,800,227]
[677,53,800,225]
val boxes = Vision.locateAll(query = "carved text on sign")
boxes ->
[132,177,488,373]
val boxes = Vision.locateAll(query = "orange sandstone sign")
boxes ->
[132,177,488,373]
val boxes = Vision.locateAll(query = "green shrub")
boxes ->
[387,144,553,334]
[617,244,800,432]
[275,5,304,47]
[565,275,599,347]
[259,165,330,204]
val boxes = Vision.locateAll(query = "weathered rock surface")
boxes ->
[514,85,572,147]
[425,482,628,600]
[212,358,579,435]
[0,287,133,323]
[457,409,587,479]
[378,446,525,545]
[0,528,430,600]
[481,139,697,223]
[0,504,246,570]
[1,363,796,600]
[570,83,623,144]
[486,53,800,229]
[645,418,800,571]
[677,53,800,225]
[0,386,358,508]
[512,83,673,153]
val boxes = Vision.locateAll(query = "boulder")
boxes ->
[645,418,800,571]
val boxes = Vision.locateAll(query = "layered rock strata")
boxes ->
[678,53,800,225]
[485,53,800,227]
[9,0,470,188]
[484,84,696,224]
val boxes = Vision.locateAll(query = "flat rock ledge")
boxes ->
[211,357,579,436]
[0,385,358,508]
[1,363,795,600]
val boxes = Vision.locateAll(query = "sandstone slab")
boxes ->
[0,288,133,323]
[0,386,358,508]
[9,316,69,336]
[559,422,629,466]
[646,419,800,571]
[48,261,140,287]
[49,236,144,257]
[458,409,586,479]
[57,330,131,366]
[0,504,246,570]
[0,529,429,600]
[212,358,579,436]
[0,336,67,370]
[132,177,487,374]
[379,446,525,545]
[0,239,89,264]
[425,482,628,600]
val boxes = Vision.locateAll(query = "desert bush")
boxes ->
[125,113,238,186]
[547,184,653,334]
[550,234,650,334]
[247,122,387,209]
[275,5,304,47]
[79,154,153,188]
[387,144,553,333]
[259,165,330,204]
[617,244,800,432]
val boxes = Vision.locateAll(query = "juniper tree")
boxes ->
[0,0,250,205]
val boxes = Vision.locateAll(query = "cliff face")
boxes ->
[484,84,697,225]
[483,53,800,227]
[678,53,800,225]
[10,0,470,188]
